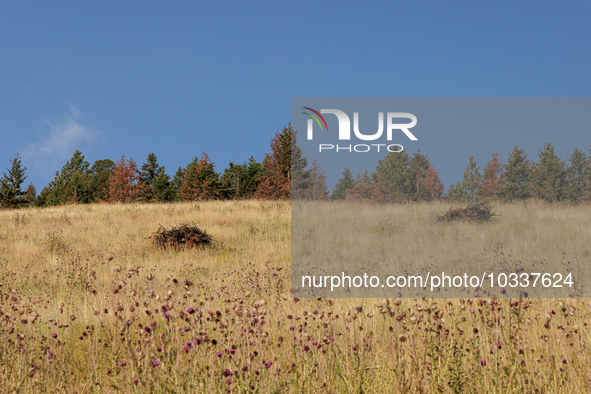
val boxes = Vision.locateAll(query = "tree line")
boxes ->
[1,125,590,208]
[331,143,591,204]
[0,124,299,208]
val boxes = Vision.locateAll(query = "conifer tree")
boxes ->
[422,164,444,202]
[0,153,28,208]
[178,153,220,201]
[87,159,115,202]
[24,183,37,207]
[563,147,589,202]
[446,182,463,203]
[496,146,531,201]
[219,161,245,199]
[448,156,481,203]
[108,155,143,203]
[37,150,91,206]
[139,153,173,202]
[407,151,430,201]
[171,167,185,200]
[406,151,443,202]
[331,168,355,200]
[346,170,383,202]
[477,152,506,202]
[257,123,305,199]
[293,159,328,200]
[219,157,264,199]
[242,156,264,198]
[373,149,410,202]
[529,143,566,203]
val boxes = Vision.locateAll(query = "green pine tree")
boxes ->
[373,148,411,202]
[331,168,355,200]
[563,147,588,202]
[39,150,91,206]
[446,182,463,203]
[219,157,264,199]
[139,153,173,202]
[496,146,531,201]
[179,153,220,200]
[407,151,430,201]
[529,143,566,203]
[448,156,482,203]
[219,161,246,199]
[0,153,28,208]
[242,156,264,198]
[87,159,115,202]
[171,167,185,200]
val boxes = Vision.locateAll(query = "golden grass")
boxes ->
[0,200,589,393]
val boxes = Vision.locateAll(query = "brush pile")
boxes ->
[150,224,212,249]
[436,202,496,222]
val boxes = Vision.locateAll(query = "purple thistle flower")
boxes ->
[151,359,160,367]
[303,345,310,352]
[480,359,486,366]
[157,346,162,351]
[52,333,57,338]
[242,365,248,372]
[187,307,195,314]
[133,378,139,384]
[216,352,223,357]
[222,368,233,377]
[120,361,127,367]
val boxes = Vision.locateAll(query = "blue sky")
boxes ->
[1,1,590,192]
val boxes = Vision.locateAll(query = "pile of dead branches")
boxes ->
[436,202,497,222]
[150,224,212,249]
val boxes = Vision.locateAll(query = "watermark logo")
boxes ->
[302,107,329,132]
[303,108,418,153]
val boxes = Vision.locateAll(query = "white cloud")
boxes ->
[23,105,100,173]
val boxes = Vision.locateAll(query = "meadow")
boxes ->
[0,200,590,393]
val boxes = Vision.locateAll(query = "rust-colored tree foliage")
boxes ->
[108,155,143,203]
[477,152,506,202]
[347,182,385,203]
[345,171,386,203]
[255,125,293,200]
[422,164,444,201]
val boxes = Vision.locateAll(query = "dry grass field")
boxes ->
[0,200,590,393]
[292,200,591,298]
